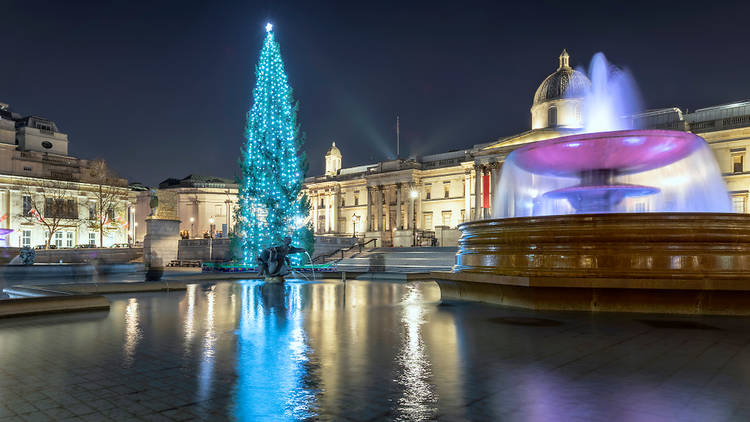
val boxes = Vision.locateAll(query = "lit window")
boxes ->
[89,232,96,246]
[548,106,558,127]
[423,213,433,230]
[354,192,359,206]
[22,196,32,215]
[444,183,450,198]
[732,195,746,213]
[442,210,452,227]
[54,231,64,248]
[733,154,744,173]
[425,184,431,200]
[66,232,73,248]
[22,230,31,247]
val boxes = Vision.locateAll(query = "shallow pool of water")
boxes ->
[2,279,750,421]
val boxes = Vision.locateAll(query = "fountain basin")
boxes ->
[495,129,731,217]
[433,213,750,315]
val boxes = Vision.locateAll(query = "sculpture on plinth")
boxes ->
[257,237,307,282]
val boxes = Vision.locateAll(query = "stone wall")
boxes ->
[178,238,231,262]
[0,247,142,264]
[176,235,357,263]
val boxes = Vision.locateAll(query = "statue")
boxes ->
[256,237,307,281]
[148,189,159,216]
[11,246,35,265]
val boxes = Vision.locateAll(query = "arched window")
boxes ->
[547,106,558,127]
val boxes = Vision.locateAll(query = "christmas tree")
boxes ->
[235,23,313,265]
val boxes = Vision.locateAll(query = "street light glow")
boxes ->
[410,190,418,199]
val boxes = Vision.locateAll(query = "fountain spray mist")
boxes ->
[581,53,643,133]
[493,52,731,218]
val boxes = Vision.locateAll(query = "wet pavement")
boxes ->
[1,279,750,421]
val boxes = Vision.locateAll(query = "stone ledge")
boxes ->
[433,273,750,316]
[0,281,192,319]
[431,271,750,291]
[0,295,110,318]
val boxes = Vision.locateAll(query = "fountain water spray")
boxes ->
[494,52,731,217]
[582,53,642,133]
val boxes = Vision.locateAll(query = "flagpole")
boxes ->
[396,115,400,159]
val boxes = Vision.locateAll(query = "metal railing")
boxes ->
[312,238,377,264]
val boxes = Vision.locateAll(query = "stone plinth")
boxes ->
[392,230,413,247]
[143,217,180,271]
[363,231,382,247]
[434,213,750,315]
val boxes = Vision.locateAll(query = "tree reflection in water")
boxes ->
[233,281,320,420]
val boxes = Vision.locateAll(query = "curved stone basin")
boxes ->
[434,213,750,315]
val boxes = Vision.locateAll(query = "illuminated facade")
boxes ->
[132,174,237,242]
[303,51,750,246]
[0,102,131,248]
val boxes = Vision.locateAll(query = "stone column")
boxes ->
[396,183,402,229]
[324,193,330,233]
[375,187,382,232]
[332,187,339,234]
[464,169,471,223]
[474,164,482,220]
[312,192,318,234]
[489,162,498,218]
[366,187,372,231]
[415,184,422,229]
[407,186,414,230]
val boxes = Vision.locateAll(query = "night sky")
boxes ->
[3,1,749,186]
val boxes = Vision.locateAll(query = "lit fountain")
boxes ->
[434,53,750,316]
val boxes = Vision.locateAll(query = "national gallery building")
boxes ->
[303,50,750,247]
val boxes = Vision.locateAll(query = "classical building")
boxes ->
[0,102,131,248]
[302,50,750,246]
[132,174,237,242]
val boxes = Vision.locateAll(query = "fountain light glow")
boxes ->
[494,52,731,217]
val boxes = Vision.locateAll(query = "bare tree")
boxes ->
[87,160,128,247]
[19,179,80,249]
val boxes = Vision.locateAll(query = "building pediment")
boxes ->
[480,128,578,152]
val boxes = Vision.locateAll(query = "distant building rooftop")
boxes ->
[159,174,237,189]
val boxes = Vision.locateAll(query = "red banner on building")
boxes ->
[482,174,490,208]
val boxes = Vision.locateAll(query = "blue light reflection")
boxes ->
[233,281,319,420]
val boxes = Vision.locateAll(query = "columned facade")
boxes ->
[303,51,750,246]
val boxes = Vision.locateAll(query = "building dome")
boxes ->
[325,141,342,176]
[326,142,342,158]
[530,50,589,130]
[533,50,590,106]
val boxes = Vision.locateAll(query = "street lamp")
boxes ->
[410,189,418,246]
[189,217,195,238]
[352,214,358,238]
[208,217,215,262]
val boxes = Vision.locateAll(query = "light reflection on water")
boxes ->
[233,281,320,420]
[1,279,745,420]
[123,297,140,367]
[395,285,437,421]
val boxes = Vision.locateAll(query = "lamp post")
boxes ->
[410,189,418,247]
[352,214,358,238]
[208,217,215,262]
[189,217,195,238]
[134,222,138,245]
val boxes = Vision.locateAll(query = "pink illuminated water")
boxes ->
[494,54,730,217]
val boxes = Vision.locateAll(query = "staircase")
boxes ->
[335,247,456,273]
